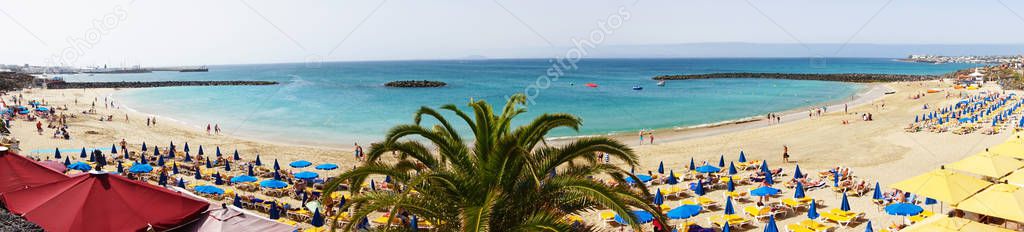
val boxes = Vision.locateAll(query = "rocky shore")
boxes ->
[384,80,447,88]
[0,73,35,91]
[652,73,941,83]
[45,80,278,89]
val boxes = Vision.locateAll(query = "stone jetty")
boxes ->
[45,80,278,89]
[384,80,447,88]
[652,73,941,83]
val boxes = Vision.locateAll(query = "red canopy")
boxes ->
[2,172,210,232]
[0,151,67,194]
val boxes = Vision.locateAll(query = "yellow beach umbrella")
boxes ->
[946,151,1024,178]
[902,215,1014,232]
[956,184,1024,222]
[891,169,992,205]
[1001,170,1024,187]
[990,142,1024,159]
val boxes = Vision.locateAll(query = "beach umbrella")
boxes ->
[158,171,168,186]
[728,162,738,175]
[63,156,71,166]
[723,222,730,232]
[168,147,174,159]
[214,173,223,185]
[833,171,840,187]
[216,147,222,157]
[67,161,91,171]
[157,155,164,166]
[233,150,240,161]
[260,179,288,189]
[955,183,1024,222]
[724,196,735,215]
[194,168,203,180]
[153,146,159,157]
[82,148,89,158]
[255,155,262,166]
[141,142,147,151]
[370,180,377,191]
[794,182,805,199]
[410,215,418,232]
[727,177,735,192]
[925,197,937,205]
[613,210,654,225]
[840,192,851,211]
[184,152,192,162]
[873,182,884,200]
[273,170,281,180]
[807,200,819,219]
[657,161,664,174]
[129,163,153,173]
[315,163,338,170]
[110,144,117,154]
[750,186,780,196]
[301,192,308,205]
[169,141,174,151]
[692,179,705,196]
[172,162,179,174]
[177,178,185,188]
[184,142,190,153]
[311,208,324,227]
[54,148,61,159]
[195,185,224,195]
[198,145,204,156]
[764,215,779,232]
[233,194,242,208]
[116,161,124,173]
[224,161,231,171]
[630,166,635,174]
[865,220,874,232]
[885,203,923,216]
[764,171,775,185]
[739,150,747,162]
[666,170,678,185]
[653,189,664,206]
[760,160,770,174]
[689,158,695,170]
[694,165,720,173]
[295,171,319,180]
[946,151,1024,178]
[385,175,392,183]
[140,152,148,165]
[667,204,702,219]
[794,165,803,179]
[205,157,212,168]
[89,152,95,162]
[268,202,281,220]
[231,175,257,183]
[273,159,280,170]
[718,155,725,167]
[290,160,312,168]
[248,165,254,176]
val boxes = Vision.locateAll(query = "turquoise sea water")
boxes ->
[65,58,975,146]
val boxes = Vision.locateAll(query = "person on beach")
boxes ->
[782,145,790,163]
[354,143,364,161]
[215,124,221,135]
[638,130,644,145]
[35,121,42,135]
[206,124,211,135]
[146,118,151,127]
[648,132,654,144]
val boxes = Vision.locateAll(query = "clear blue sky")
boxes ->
[2,0,1023,66]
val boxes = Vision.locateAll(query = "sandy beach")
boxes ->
[8,80,1014,231]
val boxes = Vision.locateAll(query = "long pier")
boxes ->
[652,73,942,83]
[45,80,278,89]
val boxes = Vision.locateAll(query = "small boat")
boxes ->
[632,85,643,90]
[585,83,598,88]
[657,80,666,87]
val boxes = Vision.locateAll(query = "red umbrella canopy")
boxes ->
[0,152,67,194]
[37,160,67,173]
[2,172,210,232]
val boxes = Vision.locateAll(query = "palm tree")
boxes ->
[324,94,665,231]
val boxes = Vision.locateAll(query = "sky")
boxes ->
[2,0,1024,66]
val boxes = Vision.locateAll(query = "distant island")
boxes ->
[385,80,447,88]
[652,73,942,83]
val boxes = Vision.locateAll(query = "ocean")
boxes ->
[64,58,975,146]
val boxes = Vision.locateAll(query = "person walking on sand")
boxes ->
[206,124,211,135]
[354,143,364,161]
[648,131,655,144]
[638,130,645,145]
[36,121,43,135]
[214,124,221,135]
[146,118,151,127]
[782,145,790,163]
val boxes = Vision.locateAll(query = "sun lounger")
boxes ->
[599,211,616,223]
[724,191,748,200]
[708,214,751,228]
[819,209,863,226]
[696,196,718,208]
[786,223,815,232]
[906,210,934,224]
[799,219,834,232]
[744,206,773,222]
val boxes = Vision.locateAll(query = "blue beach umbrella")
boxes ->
[273,159,280,170]
[728,162,738,175]
[204,157,212,168]
[67,162,91,171]
[613,210,654,225]
[255,155,262,166]
[53,148,61,159]
[248,165,255,176]
[82,148,88,158]
[260,179,288,189]
[739,150,747,163]
[290,160,312,168]
[750,186,780,196]
[194,168,203,180]
[198,145,204,156]
[184,142,190,153]
[657,161,664,174]
[89,152,95,162]
[158,172,168,186]
[667,204,702,219]
[233,150,240,160]
[195,185,224,195]
[723,222,731,232]
[833,172,840,187]
[157,155,165,166]
[765,171,775,185]
[411,215,418,232]
[177,178,186,188]
[116,161,124,173]
[140,152,148,165]
[925,197,937,205]
[873,182,884,200]
[764,215,779,232]
[295,171,319,180]
[794,165,803,179]
[370,180,377,191]
[233,194,242,208]
[841,192,851,211]
[666,170,678,185]
[129,163,153,173]
[718,155,725,167]
[169,141,174,151]
[653,189,664,206]
[315,163,338,170]
[268,202,280,219]
[224,161,231,171]
[215,147,222,157]
[141,142,147,151]
[184,152,192,162]
[311,208,324,227]
[63,156,70,166]
[694,165,720,173]
[760,160,770,174]
[231,175,258,183]
[172,162,179,174]
[689,158,695,170]
[273,170,281,180]
[214,173,224,185]
[110,145,117,155]
[807,200,819,219]
[794,182,805,199]
[153,146,159,157]
[865,220,874,232]
[624,175,652,184]
[724,196,735,215]
[168,147,175,158]
[692,179,705,196]
[727,177,735,192]
[885,203,923,216]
